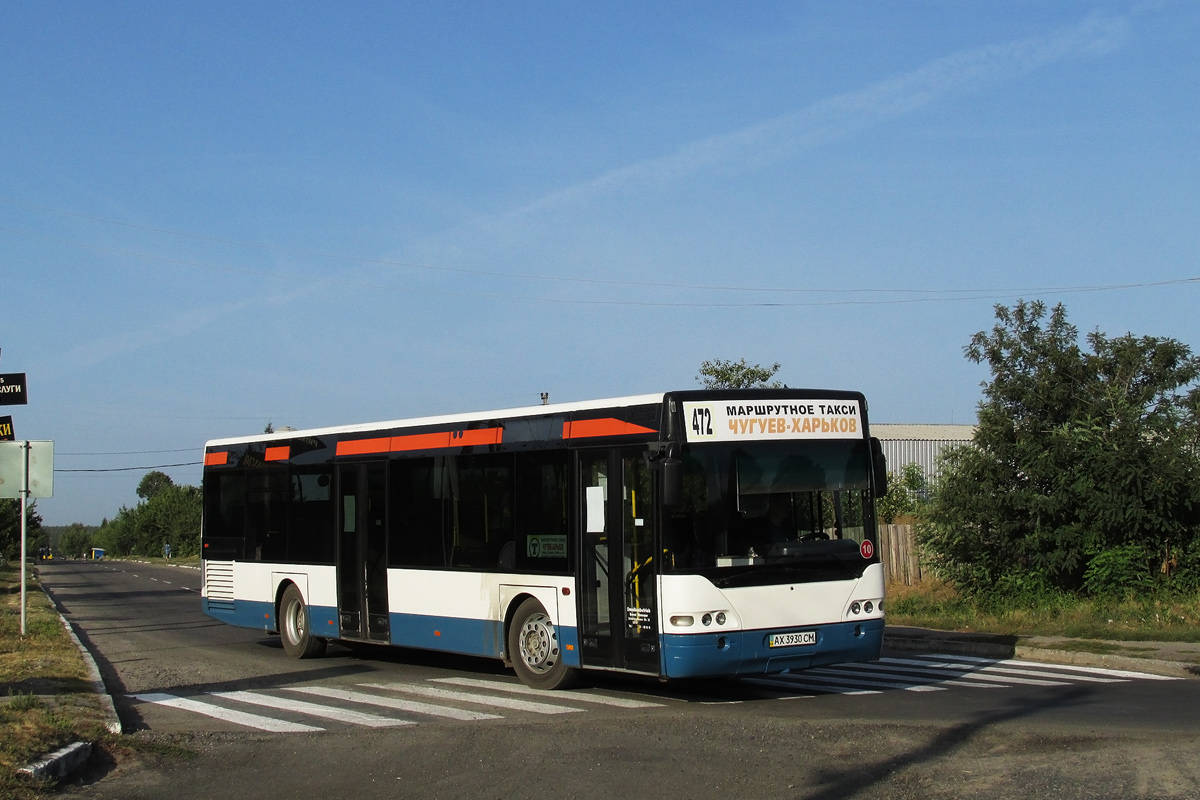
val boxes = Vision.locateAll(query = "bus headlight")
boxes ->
[715,612,726,625]
[864,601,874,614]
[670,615,695,627]
[850,601,861,615]
[702,613,713,626]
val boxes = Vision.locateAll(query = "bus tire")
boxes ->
[508,598,578,690]
[280,584,326,659]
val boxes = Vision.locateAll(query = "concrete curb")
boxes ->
[38,578,123,734]
[16,575,123,785]
[884,629,1200,680]
[18,742,92,781]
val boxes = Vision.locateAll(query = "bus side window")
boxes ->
[513,451,569,574]
[389,458,448,568]
[289,468,335,564]
[202,471,246,560]
[450,454,514,570]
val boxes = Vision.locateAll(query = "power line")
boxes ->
[55,461,202,473]
[1,198,1197,305]
[2,224,1195,308]
[59,448,196,456]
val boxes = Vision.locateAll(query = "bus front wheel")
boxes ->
[280,585,327,659]
[508,598,578,690]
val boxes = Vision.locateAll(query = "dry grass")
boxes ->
[0,564,114,799]
[885,578,1200,642]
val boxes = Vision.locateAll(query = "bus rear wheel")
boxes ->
[508,598,578,690]
[280,584,327,659]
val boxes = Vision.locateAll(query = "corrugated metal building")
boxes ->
[871,424,975,483]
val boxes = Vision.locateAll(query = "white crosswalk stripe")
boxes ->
[285,685,502,721]
[743,677,880,696]
[885,656,1128,683]
[919,654,1183,681]
[212,690,413,728]
[358,681,584,715]
[875,657,1072,686]
[824,661,1012,688]
[738,653,1180,697]
[430,677,667,708]
[128,653,1179,732]
[801,667,947,692]
[132,692,324,733]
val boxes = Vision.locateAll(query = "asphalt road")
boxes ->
[37,560,1200,800]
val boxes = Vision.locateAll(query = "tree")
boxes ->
[696,358,783,389]
[921,301,1200,597]
[877,463,930,524]
[0,499,44,563]
[58,523,94,559]
[97,472,202,558]
[137,471,175,501]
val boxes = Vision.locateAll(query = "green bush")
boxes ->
[1083,544,1153,598]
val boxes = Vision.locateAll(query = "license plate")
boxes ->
[768,631,817,648]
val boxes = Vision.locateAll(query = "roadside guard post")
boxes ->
[0,440,54,635]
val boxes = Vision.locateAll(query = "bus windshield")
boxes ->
[662,439,875,585]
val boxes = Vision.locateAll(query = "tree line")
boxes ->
[1,472,203,561]
[915,301,1200,600]
[10,315,1200,603]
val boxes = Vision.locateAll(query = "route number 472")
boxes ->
[691,407,713,437]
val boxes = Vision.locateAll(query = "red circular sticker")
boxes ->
[860,540,875,559]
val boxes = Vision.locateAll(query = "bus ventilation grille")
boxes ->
[204,560,236,609]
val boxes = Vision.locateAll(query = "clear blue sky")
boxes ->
[3,2,1198,525]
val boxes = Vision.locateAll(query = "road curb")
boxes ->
[883,629,1200,679]
[37,576,123,734]
[18,741,92,781]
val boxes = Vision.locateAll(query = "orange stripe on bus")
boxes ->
[265,446,290,462]
[339,427,505,456]
[453,427,503,447]
[563,418,657,439]
[390,431,451,451]
[336,437,391,456]
[204,452,229,466]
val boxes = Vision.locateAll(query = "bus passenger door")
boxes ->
[337,463,390,642]
[577,449,659,674]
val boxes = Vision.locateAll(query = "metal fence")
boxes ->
[871,424,974,483]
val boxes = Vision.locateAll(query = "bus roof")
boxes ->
[204,392,668,449]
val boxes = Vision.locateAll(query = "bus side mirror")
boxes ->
[662,458,683,509]
[870,437,889,498]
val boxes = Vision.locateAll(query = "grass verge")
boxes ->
[886,579,1200,643]
[1,562,116,798]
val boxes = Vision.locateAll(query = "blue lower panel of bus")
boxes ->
[662,618,884,679]
[202,598,340,636]
[389,612,582,668]
[202,600,585,667]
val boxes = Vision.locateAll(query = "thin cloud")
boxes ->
[42,284,323,379]
[497,12,1130,223]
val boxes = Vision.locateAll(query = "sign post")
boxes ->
[0,440,53,635]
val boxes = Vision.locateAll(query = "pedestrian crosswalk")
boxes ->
[129,654,1180,733]
[732,653,1179,700]
[130,676,665,732]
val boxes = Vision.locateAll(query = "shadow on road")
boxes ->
[795,684,1096,800]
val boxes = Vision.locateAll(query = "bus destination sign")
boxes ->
[0,416,12,441]
[0,374,27,406]
[682,398,862,443]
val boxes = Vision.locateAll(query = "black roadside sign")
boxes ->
[0,373,27,406]
[0,416,12,441]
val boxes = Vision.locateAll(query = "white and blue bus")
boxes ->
[201,389,889,689]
